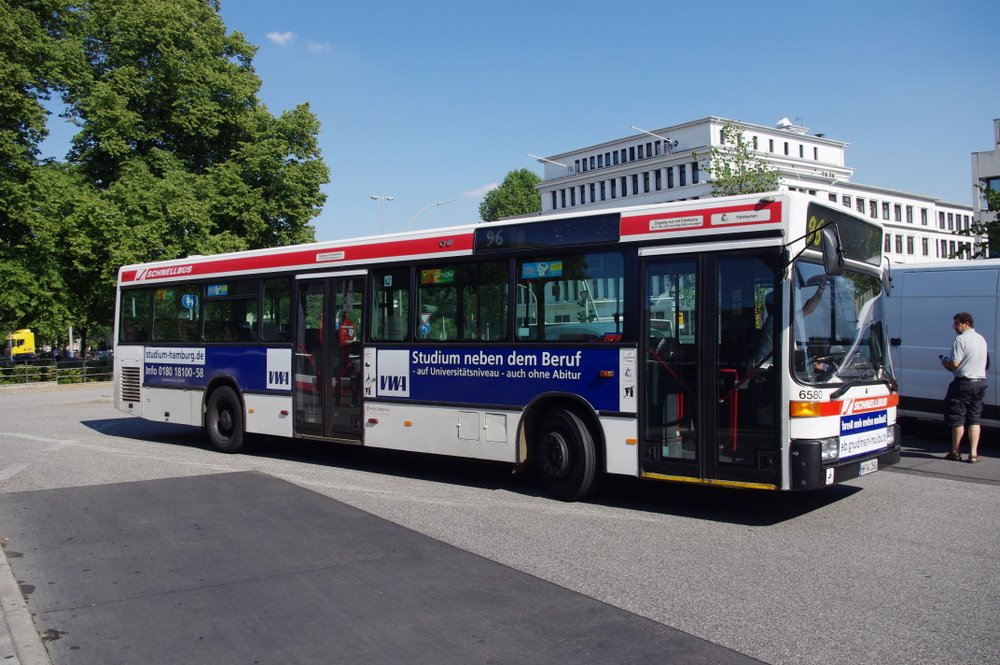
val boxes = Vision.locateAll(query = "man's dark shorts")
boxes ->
[945,378,987,427]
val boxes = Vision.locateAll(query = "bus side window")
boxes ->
[262,278,291,343]
[372,268,409,342]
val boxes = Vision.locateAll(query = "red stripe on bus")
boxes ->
[621,201,782,237]
[120,233,475,283]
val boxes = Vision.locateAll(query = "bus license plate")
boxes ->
[859,459,878,476]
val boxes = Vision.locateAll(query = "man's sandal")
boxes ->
[945,452,962,461]
[969,456,980,463]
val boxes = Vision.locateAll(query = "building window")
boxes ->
[719,128,726,144]
[560,189,566,208]
[646,142,652,157]
[631,174,639,194]
[637,144,644,160]
[938,211,945,229]
[643,172,650,193]
[610,179,616,199]
[947,213,954,230]
[620,148,627,163]
[921,208,928,225]
[856,198,865,214]
[580,185,586,204]
[752,136,759,150]
[590,183,596,202]
[574,159,581,174]
[692,161,699,184]
[784,142,789,156]
[895,236,903,254]
[870,200,878,219]
[600,181,606,201]
[589,156,595,170]
[667,167,674,188]
[605,152,611,167]
[843,195,852,208]
[629,146,636,161]
[829,193,838,202]
[551,192,557,210]
[679,165,687,187]
[884,234,892,253]
[813,146,819,160]
[768,139,774,153]
[906,236,914,254]
[882,202,890,220]
[621,176,628,197]
[922,237,929,255]
[570,188,576,206]
[799,145,804,158]
[597,154,603,168]
[906,206,913,223]
[612,152,619,166]
[655,169,662,190]
[894,204,902,222]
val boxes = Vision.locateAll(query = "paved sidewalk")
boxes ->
[1,537,50,665]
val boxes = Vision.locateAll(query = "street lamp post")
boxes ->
[370,194,394,233]
[409,199,455,230]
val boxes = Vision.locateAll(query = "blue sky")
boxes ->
[43,0,1000,240]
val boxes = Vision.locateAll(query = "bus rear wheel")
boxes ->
[534,408,599,501]
[206,386,245,453]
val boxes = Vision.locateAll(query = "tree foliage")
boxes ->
[0,0,329,353]
[956,185,1000,258]
[479,168,542,222]
[698,120,780,197]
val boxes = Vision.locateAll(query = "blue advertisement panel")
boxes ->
[839,409,889,458]
[143,346,292,393]
[374,347,623,411]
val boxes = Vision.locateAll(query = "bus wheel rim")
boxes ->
[541,432,571,479]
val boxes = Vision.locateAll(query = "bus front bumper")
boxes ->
[790,425,902,490]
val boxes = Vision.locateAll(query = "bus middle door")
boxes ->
[295,274,366,440]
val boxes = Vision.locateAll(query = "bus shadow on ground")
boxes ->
[83,417,859,526]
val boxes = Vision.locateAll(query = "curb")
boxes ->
[0,542,51,665]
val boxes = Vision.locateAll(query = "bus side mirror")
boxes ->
[821,226,845,277]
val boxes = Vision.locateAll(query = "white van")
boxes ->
[884,260,998,426]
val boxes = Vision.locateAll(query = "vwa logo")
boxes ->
[379,375,407,392]
[268,370,290,387]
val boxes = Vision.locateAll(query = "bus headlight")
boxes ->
[820,437,839,462]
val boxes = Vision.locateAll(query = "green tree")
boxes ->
[479,168,542,222]
[0,0,78,338]
[0,0,330,353]
[956,185,1000,258]
[698,120,780,197]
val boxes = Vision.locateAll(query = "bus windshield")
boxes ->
[791,261,893,386]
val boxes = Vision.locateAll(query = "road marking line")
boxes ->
[0,431,76,447]
[0,464,30,481]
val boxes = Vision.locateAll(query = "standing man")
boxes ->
[940,312,988,462]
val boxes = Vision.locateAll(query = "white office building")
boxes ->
[536,117,977,263]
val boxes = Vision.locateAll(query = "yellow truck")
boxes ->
[4,329,36,360]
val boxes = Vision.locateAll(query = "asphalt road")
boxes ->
[1,383,998,664]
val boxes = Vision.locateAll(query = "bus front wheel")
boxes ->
[534,408,599,501]
[206,386,245,453]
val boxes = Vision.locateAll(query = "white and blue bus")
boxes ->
[114,191,900,499]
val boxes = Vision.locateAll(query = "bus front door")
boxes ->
[642,253,780,488]
[295,275,365,440]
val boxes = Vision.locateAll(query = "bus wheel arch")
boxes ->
[204,379,245,454]
[523,396,604,501]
